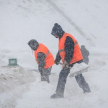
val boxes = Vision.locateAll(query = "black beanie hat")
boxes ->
[28,39,39,51]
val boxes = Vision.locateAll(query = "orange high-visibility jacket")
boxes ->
[34,43,54,68]
[59,33,83,64]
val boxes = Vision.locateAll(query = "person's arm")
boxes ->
[37,52,45,72]
[64,36,74,64]
[54,51,61,65]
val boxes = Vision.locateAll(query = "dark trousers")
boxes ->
[56,68,70,95]
[75,74,90,92]
[56,68,90,95]
[41,67,52,83]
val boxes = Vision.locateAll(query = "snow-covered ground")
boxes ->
[0,0,108,108]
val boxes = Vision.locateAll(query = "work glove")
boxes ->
[54,59,59,65]
[63,60,68,68]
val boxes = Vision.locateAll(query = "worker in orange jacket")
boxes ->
[50,23,91,98]
[28,39,54,83]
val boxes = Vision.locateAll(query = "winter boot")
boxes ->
[41,75,50,83]
[50,93,64,99]
[41,76,46,81]
[83,88,91,93]
[83,84,91,93]
[46,76,50,83]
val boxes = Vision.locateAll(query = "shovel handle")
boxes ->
[58,62,71,69]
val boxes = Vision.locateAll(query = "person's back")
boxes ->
[81,45,89,64]
[28,39,54,83]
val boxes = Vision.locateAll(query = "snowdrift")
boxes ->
[0,66,36,108]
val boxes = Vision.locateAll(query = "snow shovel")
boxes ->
[59,62,90,77]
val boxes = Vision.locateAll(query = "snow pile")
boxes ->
[0,66,36,108]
